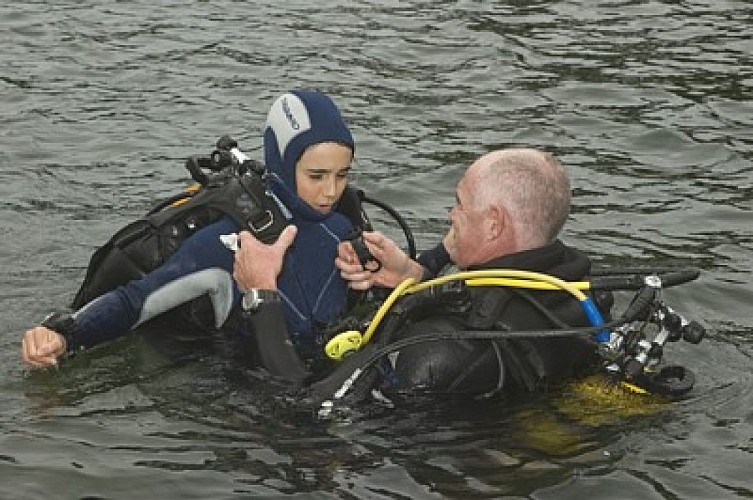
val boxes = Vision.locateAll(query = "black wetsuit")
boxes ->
[390,239,606,396]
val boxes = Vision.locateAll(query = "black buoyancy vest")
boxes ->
[387,281,609,396]
[70,164,371,310]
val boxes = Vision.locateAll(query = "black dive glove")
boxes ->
[416,242,451,279]
[41,312,81,354]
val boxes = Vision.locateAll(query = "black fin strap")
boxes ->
[41,312,81,354]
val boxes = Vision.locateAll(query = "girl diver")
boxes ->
[22,90,362,370]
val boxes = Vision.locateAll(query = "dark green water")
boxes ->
[1,1,751,498]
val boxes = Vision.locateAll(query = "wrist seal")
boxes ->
[41,312,81,354]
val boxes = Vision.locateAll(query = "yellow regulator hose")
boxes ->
[325,269,607,361]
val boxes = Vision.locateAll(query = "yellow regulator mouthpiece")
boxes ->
[325,330,364,361]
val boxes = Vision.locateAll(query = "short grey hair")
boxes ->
[473,149,571,245]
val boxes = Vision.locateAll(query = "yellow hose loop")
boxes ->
[465,278,591,291]
[405,269,589,302]
[361,277,416,344]
[335,269,595,361]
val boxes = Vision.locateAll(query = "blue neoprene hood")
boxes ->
[263,90,354,216]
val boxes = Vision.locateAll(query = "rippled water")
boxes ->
[1,1,751,498]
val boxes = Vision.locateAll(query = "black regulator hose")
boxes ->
[362,194,417,260]
[332,322,612,387]
[590,267,700,290]
[619,279,660,323]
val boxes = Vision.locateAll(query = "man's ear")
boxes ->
[485,204,505,241]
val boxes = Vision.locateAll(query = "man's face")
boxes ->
[447,169,489,268]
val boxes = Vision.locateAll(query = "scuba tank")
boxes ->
[71,136,289,310]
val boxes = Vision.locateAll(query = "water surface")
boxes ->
[1,1,751,498]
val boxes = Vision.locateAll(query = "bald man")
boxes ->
[335,148,608,396]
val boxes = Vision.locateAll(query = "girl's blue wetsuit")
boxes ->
[70,216,239,350]
[60,89,357,358]
[68,211,352,353]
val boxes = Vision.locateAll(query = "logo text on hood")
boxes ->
[282,97,300,131]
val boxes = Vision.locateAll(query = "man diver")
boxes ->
[336,147,605,395]
[22,89,364,369]
[233,147,608,398]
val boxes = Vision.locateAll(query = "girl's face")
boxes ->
[295,142,352,214]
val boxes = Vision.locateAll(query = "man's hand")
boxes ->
[336,230,424,290]
[22,326,66,368]
[233,225,298,291]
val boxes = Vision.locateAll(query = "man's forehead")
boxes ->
[456,173,474,200]
[460,163,482,188]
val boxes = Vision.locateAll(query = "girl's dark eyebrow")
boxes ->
[304,166,351,174]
